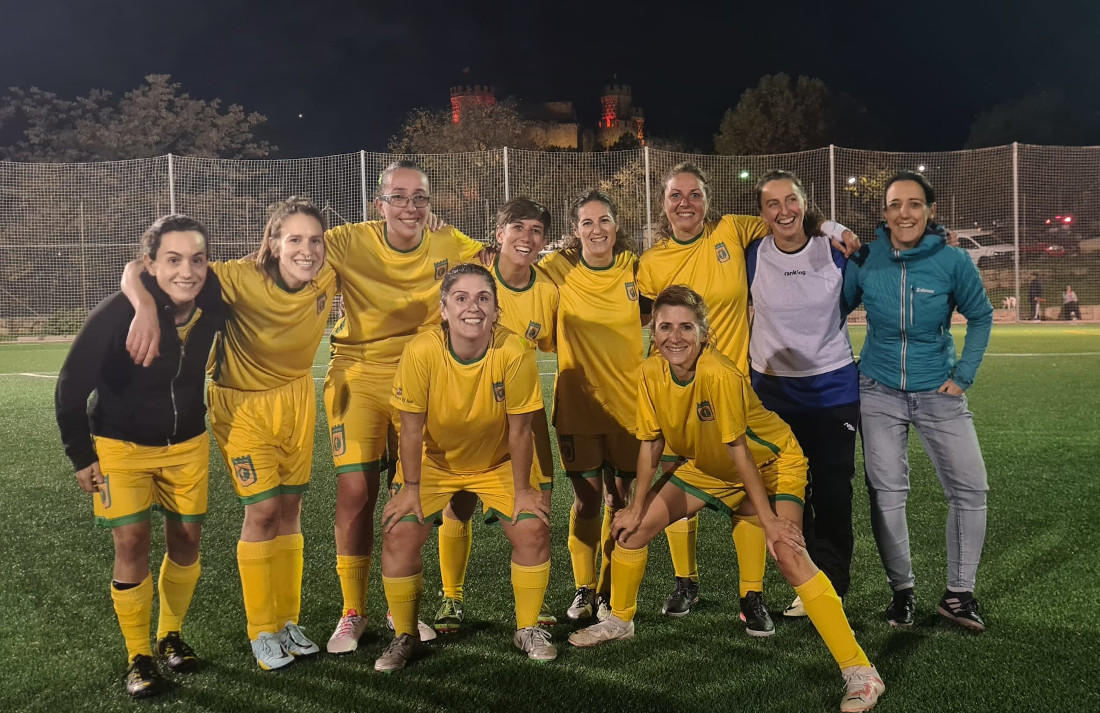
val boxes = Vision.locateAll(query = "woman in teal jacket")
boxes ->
[842,171,993,633]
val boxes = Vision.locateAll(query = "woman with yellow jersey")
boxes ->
[430,198,559,634]
[374,264,554,671]
[539,190,643,623]
[123,198,337,670]
[638,162,856,634]
[569,286,885,713]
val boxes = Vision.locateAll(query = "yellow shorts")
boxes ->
[91,433,210,528]
[208,375,315,504]
[324,356,399,474]
[402,460,542,524]
[558,428,639,477]
[668,450,808,518]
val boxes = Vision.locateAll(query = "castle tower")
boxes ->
[449,85,497,123]
[600,84,632,128]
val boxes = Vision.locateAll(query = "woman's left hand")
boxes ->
[937,378,965,395]
[945,228,959,247]
[477,246,498,268]
[513,486,550,526]
[832,230,861,257]
[426,211,445,232]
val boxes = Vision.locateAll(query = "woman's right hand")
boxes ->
[75,462,104,493]
[381,484,423,532]
[760,514,805,559]
[126,305,161,367]
[612,501,645,543]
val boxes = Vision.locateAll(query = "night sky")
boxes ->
[2,0,1097,157]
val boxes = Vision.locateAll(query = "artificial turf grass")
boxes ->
[2,327,1098,712]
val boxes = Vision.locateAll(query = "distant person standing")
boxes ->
[1062,285,1081,321]
[1028,272,1044,320]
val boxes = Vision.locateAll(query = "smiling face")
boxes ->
[574,199,618,266]
[497,218,547,269]
[759,178,807,245]
[653,304,705,377]
[376,167,430,244]
[884,180,936,250]
[144,230,208,308]
[663,172,709,240]
[441,272,498,347]
[274,212,325,289]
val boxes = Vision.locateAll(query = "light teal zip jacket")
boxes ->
[841,222,993,392]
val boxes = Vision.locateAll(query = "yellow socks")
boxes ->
[382,571,423,637]
[666,515,699,581]
[796,570,870,670]
[273,533,304,627]
[732,514,767,596]
[609,545,648,621]
[438,516,472,600]
[111,574,153,661]
[512,560,551,629]
[336,554,371,617]
[156,554,200,639]
[237,538,277,639]
[568,508,601,589]
[597,503,618,595]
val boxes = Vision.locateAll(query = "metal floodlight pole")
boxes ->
[360,150,369,221]
[503,147,510,201]
[828,145,836,222]
[167,154,176,214]
[1012,142,1020,321]
[644,146,652,247]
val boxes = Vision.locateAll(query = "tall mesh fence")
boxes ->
[1,143,1096,339]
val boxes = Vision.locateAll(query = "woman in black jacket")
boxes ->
[55,214,224,699]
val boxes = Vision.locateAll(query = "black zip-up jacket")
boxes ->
[55,271,225,471]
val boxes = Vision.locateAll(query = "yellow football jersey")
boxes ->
[637,214,767,372]
[539,249,643,435]
[391,327,542,475]
[637,349,799,482]
[494,259,558,353]
[325,221,485,364]
[208,260,337,391]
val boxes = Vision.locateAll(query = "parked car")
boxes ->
[1020,240,1069,258]
[954,229,1016,267]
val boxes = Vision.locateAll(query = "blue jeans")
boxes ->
[858,373,988,593]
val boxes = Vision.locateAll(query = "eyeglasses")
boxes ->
[379,194,431,208]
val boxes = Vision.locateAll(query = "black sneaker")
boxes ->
[739,591,775,637]
[938,591,985,632]
[885,588,916,628]
[156,631,199,673]
[124,654,164,698]
[661,577,699,617]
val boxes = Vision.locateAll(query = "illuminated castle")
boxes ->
[447,82,645,150]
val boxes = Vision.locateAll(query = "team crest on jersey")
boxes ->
[625,282,638,301]
[492,381,506,402]
[697,400,715,421]
[331,424,346,457]
[715,242,731,263]
[233,455,258,487]
[316,293,327,315]
[525,321,541,341]
[98,474,112,509]
[560,434,575,463]
[434,259,449,280]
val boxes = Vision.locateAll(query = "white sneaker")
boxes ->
[783,595,807,618]
[374,633,416,672]
[326,610,368,654]
[840,664,885,712]
[280,621,320,656]
[251,631,294,670]
[595,594,612,622]
[568,614,635,648]
[566,586,593,621]
[385,610,437,642]
[513,625,557,661]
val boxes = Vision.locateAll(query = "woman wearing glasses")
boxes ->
[322,160,490,653]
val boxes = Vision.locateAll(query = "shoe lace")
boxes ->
[440,597,459,619]
[382,633,414,657]
[334,613,362,637]
[745,592,767,617]
[572,587,591,607]
[674,577,696,597]
[131,654,157,678]
[522,626,553,648]
[162,633,195,658]
[284,623,311,646]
